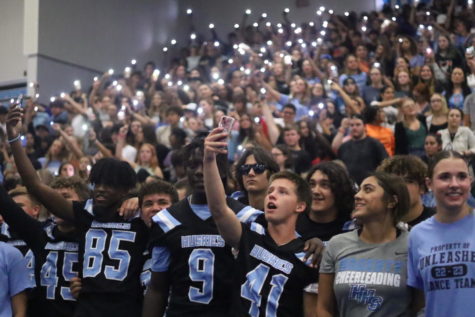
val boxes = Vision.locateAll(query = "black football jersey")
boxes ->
[234,222,318,317]
[150,197,250,316]
[0,188,80,317]
[296,213,354,242]
[72,200,149,317]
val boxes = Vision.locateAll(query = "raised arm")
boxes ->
[52,124,85,159]
[6,106,74,221]
[261,101,280,145]
[203,128,242,248]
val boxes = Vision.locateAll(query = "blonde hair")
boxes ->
[137,143,159,169]
[429,93,449,116]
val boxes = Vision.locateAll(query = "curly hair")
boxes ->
[377,155,428,191]
[306,161,355,221]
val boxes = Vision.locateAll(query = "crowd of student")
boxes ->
[2,0,475,316]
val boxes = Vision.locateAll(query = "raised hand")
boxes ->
[203,127,228,161]
[6,105,23,140]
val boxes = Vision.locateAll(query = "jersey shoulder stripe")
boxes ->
[152,209,181,233]
[250,222,265,235]
[84,199,94,216]
[294,251,313,266]
[236,206,264,224]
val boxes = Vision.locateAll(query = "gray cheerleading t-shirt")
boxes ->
[320,230,410,316]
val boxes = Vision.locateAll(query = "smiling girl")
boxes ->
[317,172,413,316]
[408,151,475,317]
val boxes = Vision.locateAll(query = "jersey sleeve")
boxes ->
[407,232,423,290]
[72,200,94,228]
[151,246,171,272]
[0,186,45,252]
[5,244,32,296]
[294,251,319,294]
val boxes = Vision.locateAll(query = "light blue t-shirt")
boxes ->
[0,241,31,317]
[408,212,475,317]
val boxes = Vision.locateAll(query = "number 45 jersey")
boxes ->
[150,197,252,317]
[234,222,318,317]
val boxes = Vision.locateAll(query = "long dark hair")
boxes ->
[306,161,355,222]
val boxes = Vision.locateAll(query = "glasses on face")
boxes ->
[283,111,295,115]
[240,164,266,175]
[430,98,442,103]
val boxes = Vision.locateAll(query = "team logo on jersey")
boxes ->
[348,284,383,311]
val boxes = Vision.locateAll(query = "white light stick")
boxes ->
[131,59,137,65]
[152,69,160,81]
[261,13,267,18]
[108,69,114,75]
[245,9,251,15]
[163,47,168,52]
[284,8,290,13]
[209,23,215,29]
[170,39,177,45]
[234,24,239,29]
[186,8,192,15]
[73,80,81,90]
[190,33,197,40]
[124,67,132,78]
[344,11,349,16]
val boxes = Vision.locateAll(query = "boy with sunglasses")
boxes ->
[231,148,280,212]
[203,128,318,316]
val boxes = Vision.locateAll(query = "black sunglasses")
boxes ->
[240,164,266,175]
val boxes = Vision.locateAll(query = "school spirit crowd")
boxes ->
[1,0,475,316]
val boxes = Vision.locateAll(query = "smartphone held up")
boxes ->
[218,115,235,146]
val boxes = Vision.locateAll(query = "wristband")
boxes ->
[8,135,21,144]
